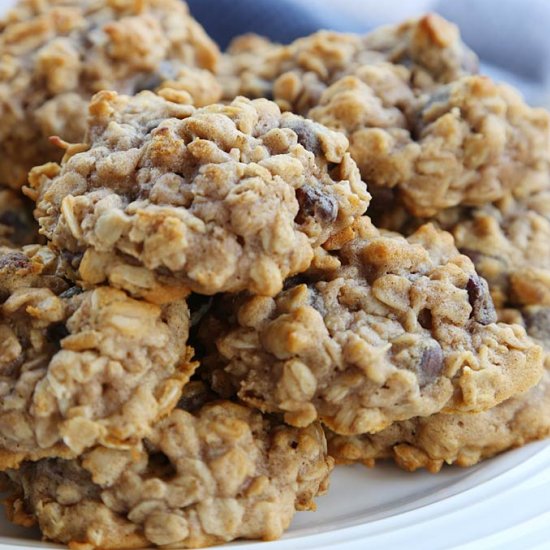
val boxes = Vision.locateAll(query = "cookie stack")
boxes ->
[0,3,548,548]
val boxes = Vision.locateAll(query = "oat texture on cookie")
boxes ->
[332,75,550,471]
[327,303,550,472]
[376,165,550,309]
[199,219,543,435]
[28,91,369,300]
[0,245,194,470]
[449,189,550,310]
[327,368,550,472]
[220,14,477,114]
[311,74,550,217]
[0,0,220,187]
[6,399,333,548]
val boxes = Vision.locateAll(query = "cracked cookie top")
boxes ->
[310,74,550,217]
[199,220,543,435]
[28,91,369,300]
[0,0,219,187]
[0,245,194,469]
[7,399,333,548]
[220,14,478,114]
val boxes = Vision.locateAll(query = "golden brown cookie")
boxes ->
[327,368,550,473]
[6,400,333,548]
[0,0,219,187]
[199,219,543,435]
[450,190,550,310]
[220,14,477,114]
[0,245,194,469]
[28,91,369,300]
[327,304,550,472]
[310,74,550,217]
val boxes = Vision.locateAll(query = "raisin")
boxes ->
[417,342,444,387]
[418,308,433,330]
[283,119,321,154]
[295,185,338,225]
[466,275,496,325]
[46,322,69,344]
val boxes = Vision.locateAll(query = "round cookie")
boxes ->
[0,245,194,469]
[220,14,478,114]
[199,219,543,435]
[0,0,220,188]
[374,180,550,308]
[327,305,550,472]
[310,74,550,217]
[6,400,333,548]
[342,162,550,470]
[327,367,550,473]
[28,91,369,300]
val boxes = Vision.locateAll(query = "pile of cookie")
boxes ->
[0,1,549,547]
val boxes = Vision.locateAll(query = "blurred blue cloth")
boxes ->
[186,0,370,49]
[186,0,550,106]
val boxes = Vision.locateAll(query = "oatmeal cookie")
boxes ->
[0,245,194,469]
[341,174,550,470]
[199,220,543,435]
[310,74,550,217]
[220,14,477,114]
[0,0,219,188]
[0,187,39,246]
[327,368,550,472]
[28,91,369,300]
[327,305,550,472]
[6,400,333,548]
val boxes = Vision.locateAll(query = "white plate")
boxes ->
[2,440,550,549]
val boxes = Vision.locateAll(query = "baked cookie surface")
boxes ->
[327,304,550,472]
[311,74,550,217]
[0,245,194,469]
[0,0,219,187]
[324,81,550,470]
[28,91,369,300]
[199,219,543,435]
[220,14,477,114]
[6,398,333,548]
[450,190,550,310]
[327,367,550,472]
